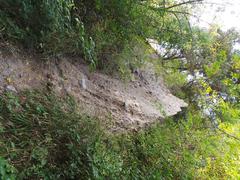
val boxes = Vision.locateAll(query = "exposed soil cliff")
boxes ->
[0,43,187,131]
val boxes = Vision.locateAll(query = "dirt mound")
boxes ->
[0,44,187,131]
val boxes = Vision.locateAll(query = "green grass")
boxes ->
[0,90,103,179]
[1,90,240,179]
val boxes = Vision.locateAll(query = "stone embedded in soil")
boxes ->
[79,77,87,89]
[124,100,141,113]
[5,85,17,93]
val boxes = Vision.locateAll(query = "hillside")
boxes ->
[0,43,187,131]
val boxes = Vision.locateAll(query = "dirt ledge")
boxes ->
[0,43,187,131]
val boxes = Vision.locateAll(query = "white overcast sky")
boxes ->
[191,0,240,31]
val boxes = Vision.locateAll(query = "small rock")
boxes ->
[124,100,141,113]
[5,85,17,93]
[63,85,72,93]
[79,77,87,89]
[124,101,129,111]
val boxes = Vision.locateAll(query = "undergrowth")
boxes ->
[0,90,102,179]
[0,90,239,179]
[0,0,193,75]
[0,0,97,67]
[0,0,142,67]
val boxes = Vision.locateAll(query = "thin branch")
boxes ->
[217,127,240,142]
[171,11,184,44]
[163,55,185,61]
[210,112,240,142]
[165,0,204,10]
[163,66,188,71]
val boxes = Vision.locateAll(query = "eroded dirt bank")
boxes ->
[0,44,187,131]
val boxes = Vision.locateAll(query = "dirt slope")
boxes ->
[0,44,187,131]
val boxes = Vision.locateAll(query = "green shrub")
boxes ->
[0,0,97,66]
[0,0,142,62]
[0,0,194,72]
[91,108,240,179]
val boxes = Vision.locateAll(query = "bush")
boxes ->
[0,0,97,66]
[0,0,194,72]
[0,0,142,61]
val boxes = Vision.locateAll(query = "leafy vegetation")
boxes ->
[0,0,199,72]
[0,90,239,179]
[0,90,104,179]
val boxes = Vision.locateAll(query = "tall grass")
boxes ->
[1,91,239,179]
[0,90,102,179]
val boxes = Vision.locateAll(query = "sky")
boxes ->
[191,0,240,31]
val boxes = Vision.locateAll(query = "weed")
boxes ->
[1,90,239,179]
[0,90,102,179]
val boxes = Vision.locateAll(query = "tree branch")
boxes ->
[165,0,204,10]
[217,127,240,142]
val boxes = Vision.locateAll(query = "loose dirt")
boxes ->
[0,43,187,131]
